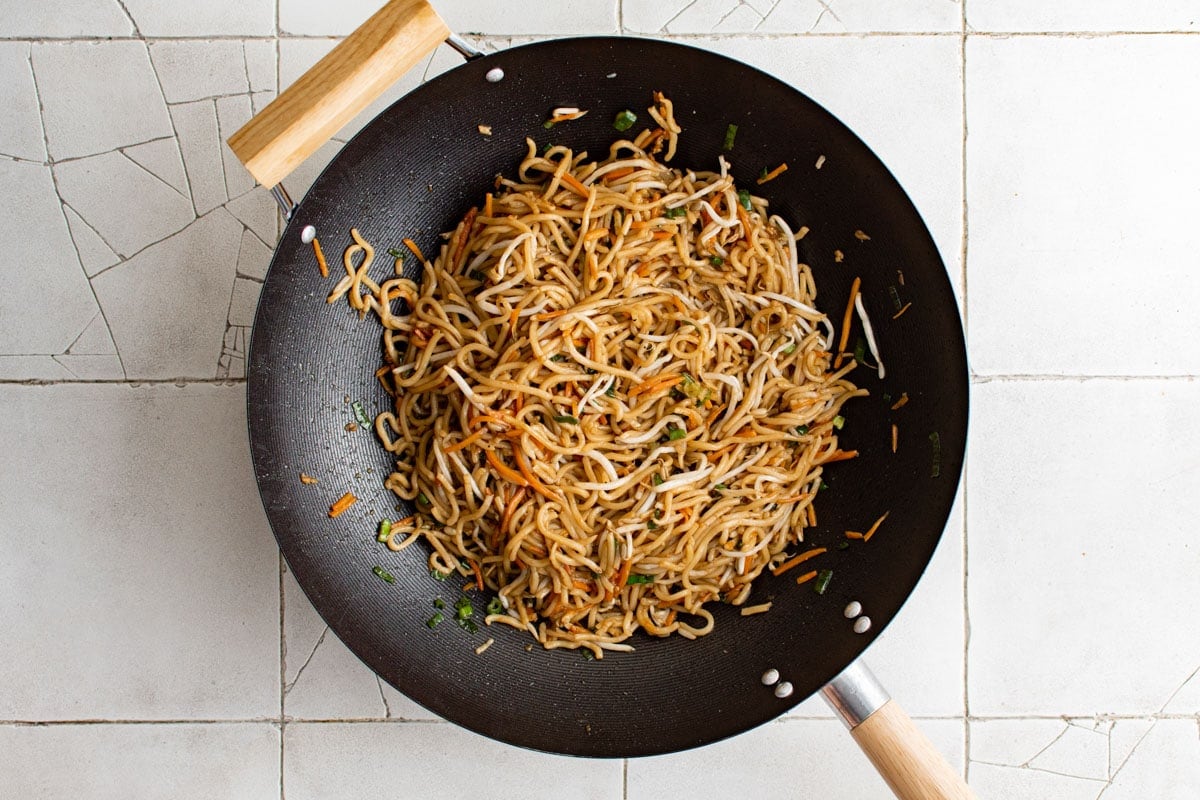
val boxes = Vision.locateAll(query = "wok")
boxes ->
[230,2,971,797]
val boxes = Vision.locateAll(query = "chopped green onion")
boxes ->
[795,425,809,435]
[426,612,444,628]
[433,598,445,609]
[551,354,568,362]
[653,508,663,520]
[710,255,724,266]
[813,568,833,595]
[468,269,486,282]
[387,247,405,261]
[542,142,553,154]
[430,569,448,581]
[679,373,713,404]
[372,566,395,584]
[723,123,738,151]
[553,414,580,425]
[758,166,769,180]
[664,206,686,219]
[832,415,845,430]
[714,483,727,491]
[782,343,797,355]
[652,474,664,486]
[605,385,617,398]
[853,338,866,364]
[352,401,370,427]
[486,597,503,616]
[457,618,479,633]
[930,431,942,478]
[820,480,828,491]
[626,574,654,585]
[418,492,431,505]
[613,109,638,132]
[883,392,893,404]
[542,120,555,129]
[738,189,752,210]
[377,519,392,543]
[647,519,658,530]
[582,649,595,661]
[888,285,902,312]
[837,541,851,551]
[454,596,473,620]
[668,426,687,441]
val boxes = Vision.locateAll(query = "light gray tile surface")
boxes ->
[0,723,280,799]
[967,1,1200,32]
[0,384,279,719]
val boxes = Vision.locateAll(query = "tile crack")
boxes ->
[283,625,329,697]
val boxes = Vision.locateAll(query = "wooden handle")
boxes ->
[227,0,449,188]
[850,700,977,800]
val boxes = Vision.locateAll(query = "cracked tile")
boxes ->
[55,150,194,258]
[1109,718,1156,772]
[91,208,242,379]
[0,43,47,163]
[250,90,276,116]
[236,227,273,281]
[148,40,250,104]
[283,566,439,721]
[0,724,279,799]
[1103,720,1200,799]
[0,0,133,37]
[66,313,117,355]
[171,99,226,215]
[0,355,74,380]
[969,380,1200,715]
[0,160,98,356]
[629,718,963,799]
[120,0,274,36]
[216,95,256,199]
[63,204,119,277]
[228,276,262,327]
[123,137,190,197]
[0,383,279,718]
[624,0,961,33]
[243,40,276,94]
[52,354,124,380]
[969,1,1199,32]
[226,189,278,246]
[1162,667,1200,715]
[278,0,617,35]
[31,41,172,161]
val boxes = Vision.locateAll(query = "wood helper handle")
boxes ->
[851,700,977,800]
[822,661,976,800]
[227,0,449,188]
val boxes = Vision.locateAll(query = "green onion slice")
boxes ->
[486,597,503,616]
[377,519,392,543]
[832,415,845,430]
[613,109,637,132]
[372,566,395,584]
[626,574,654,585]
[738,189,752,210]
[813,568,833,595]
[426,612,444,628]
[553,414,580,425]
[352,401,370,427]
[723,123,738,151]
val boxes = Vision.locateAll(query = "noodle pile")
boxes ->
[330,94,864,657]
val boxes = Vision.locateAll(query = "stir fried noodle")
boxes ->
[330,94,864,657]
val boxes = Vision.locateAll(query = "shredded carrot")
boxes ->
[834,276,862,369]
[484,192,493,218]
[807,503,816,527]
[605,166,635,181]
[573,579,592,591]
[534,308,570,321]
[652,231,672,240]
[629,373,683,398]
[863,511,890,542]
[470,559,484,591]
[444,429,486,454]
[898,269,905,286]
[845,530,864,539]
[736,426,756,438]
[402,237,425,262]
[451,207,477,269]
[664,609,677,626]
[629,220,655,230]
[312,237,328,278]
[891,392,909,410]
[771,547,828,577]
[892,302,912,319]
[328,492,358,518]
[394,515,416,527]
[891,424,898,454]
[778,493,808,504]
[513,447,558,501]
[823,449,859,463]
[513,393,524,414]
[795,569,819,585]
[485,449,529,487]
[499,487,525,540]
[471,413,513,429]
[634,261,651,277]
[756,162,789,185]
[509,308,519,334]
[704,403,727,427]
[736,203,751,234]
[584,227,610,242]
[612,559,632,598]
[560,172,590,198]
[679,506,694,525]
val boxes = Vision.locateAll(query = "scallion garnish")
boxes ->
[832,415,845,430]
[853,337,866,364]
[433,598,445,609]
[813,568,833,595]
[377,519,392,543]
[758,166,769,181]
[795,425,809,435]
[457,618,479,633]
[664,206,686,219]
[652,473,664,486]
[550,354,568,362]
[605,385,617,398]
[387,247,405,261]
[782,343,797,355]
[426,612,444,628]
[613,109,637,132]
[542,142,553,154]
[582,649,595,661]
[738,189,752,210]
[647,519,658,530]
[820,480,828,491]
[352,401,370,426]
[372,566,395,584]
[653,508,663,520]
[430,569,448,581]
[418,492,431,505]
[553,414,580,425]
[714,483,727,491]
[668,426,687,441]
[454,596,473,620]
[723,123,738,151]
[486,597,503,616]
[710,255,724,266]
[468,269,486,282]
[626,574,654,585]
[838,540,851,551]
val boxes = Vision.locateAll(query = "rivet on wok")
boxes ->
[774,681,794,699]
[300,225,316,244]
[761,668,779,686]
[853,616,872,634]
[843,601,862,619]
[485,67,505,83]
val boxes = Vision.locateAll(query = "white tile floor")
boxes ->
[2,1,1199,797]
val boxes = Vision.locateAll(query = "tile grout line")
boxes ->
[622,757,629,799]
[960,0,971,784]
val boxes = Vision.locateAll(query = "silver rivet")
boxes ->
[485,67,505,83]
[300,224,316,244]
[853,616,872,634]
[761,668,779,686]
[843,601,862,619]
[774,681,794,699]
[606,72,617,79]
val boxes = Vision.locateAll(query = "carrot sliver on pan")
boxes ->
[794,569,818,586]
[328,491,358,518]
[756,162,789,185]
[470,559,484,591]
[402,237,425,262]
[823,449,859,463]
[312,237,329,278]
[845,530,864,539]
[863,511,890,542]
[771,547,827,577]
[834,276,862,369]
